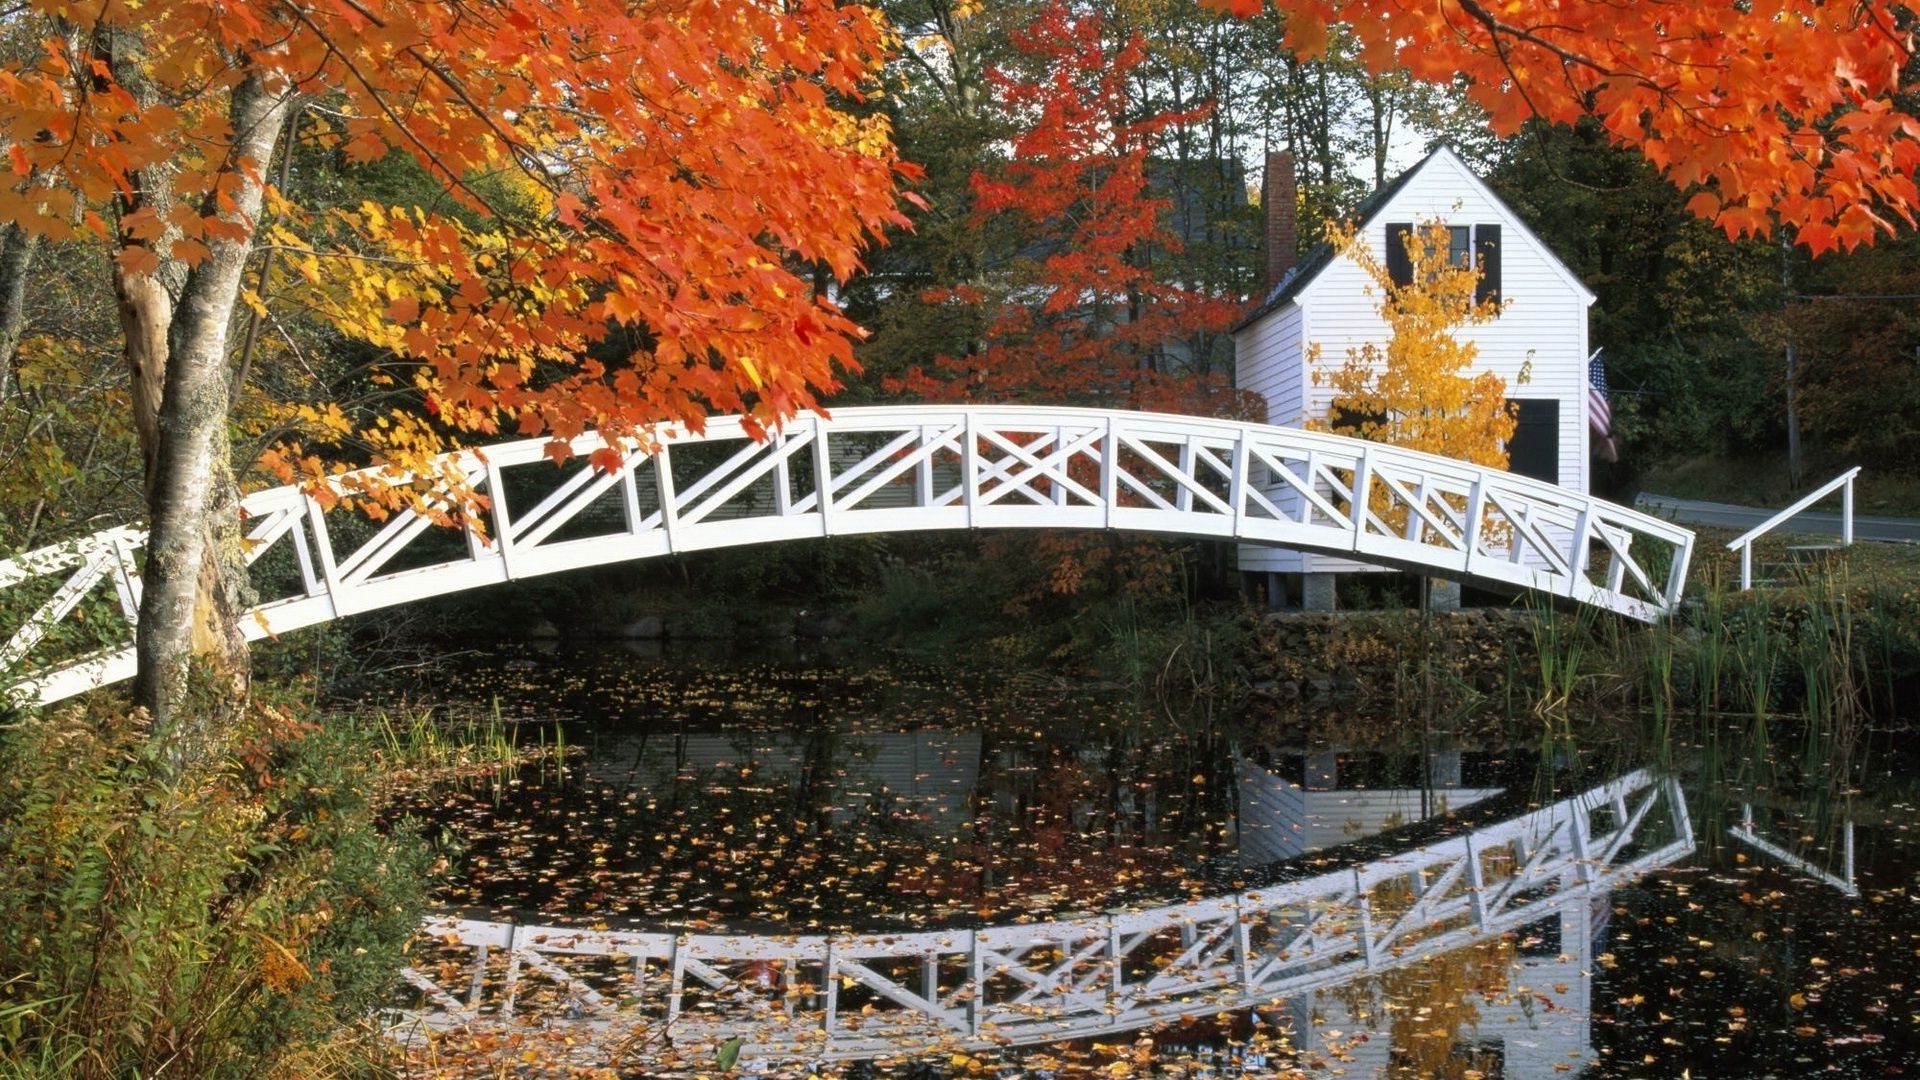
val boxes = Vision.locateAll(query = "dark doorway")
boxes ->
[1506,399,1560,484]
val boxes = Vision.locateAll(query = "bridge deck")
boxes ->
[1,407,1694,705]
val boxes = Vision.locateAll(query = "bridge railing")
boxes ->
[388,768,1694,1062]
[1,407,1695,705]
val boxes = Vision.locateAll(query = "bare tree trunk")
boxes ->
[0,223,41,401]
[133,73,293,754]
[1365,77,1394,188]
[93,26,189,483]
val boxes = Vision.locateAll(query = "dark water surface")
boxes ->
[373,645,1920,1078]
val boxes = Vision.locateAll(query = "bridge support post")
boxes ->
[1263,572,1288,611]
[1301,573,1336,612]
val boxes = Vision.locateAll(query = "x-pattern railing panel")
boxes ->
[389,769,1693,1061]
[1,407,1694,705]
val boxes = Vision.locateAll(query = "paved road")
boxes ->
[1636,493,1920,543]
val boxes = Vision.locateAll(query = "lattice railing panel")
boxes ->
[391,768,1694,1061]
[1,407,1695,705]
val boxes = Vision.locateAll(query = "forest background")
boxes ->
[4,0,1919,649]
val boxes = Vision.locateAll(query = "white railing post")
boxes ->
[1845,819,1856,885]
[1843,474,1855,547]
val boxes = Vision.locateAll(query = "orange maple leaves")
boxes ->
[3,0,915,500]
[1206,0,1920,254]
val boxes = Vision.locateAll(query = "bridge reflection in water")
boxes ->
[390,767,1692,1068]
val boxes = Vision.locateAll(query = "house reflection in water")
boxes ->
[1238,751,1602,1077]
[1236,750,1504,864]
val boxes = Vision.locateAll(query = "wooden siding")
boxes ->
[1236,757,1309,864]
[1237,147,1591,578]
[1235,302,1306,428]
[1234,303,1306,574]
[1236,757,1502,865]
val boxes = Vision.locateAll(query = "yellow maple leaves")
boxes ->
[1310,220,1515,472]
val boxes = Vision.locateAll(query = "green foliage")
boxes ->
[1491,122,1784,476]
[0,240,141,554]
[1777,238,1920,471]
[848,543,1020,653]
[0,549,134,693]
[688,536,888,603]
[0,699,436,1079]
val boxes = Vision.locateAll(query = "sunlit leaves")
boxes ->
[1203,0,1920,253]
[1,0,914,514]
[1310,221,1515,473]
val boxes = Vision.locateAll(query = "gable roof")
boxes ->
[1231,145,1591,334]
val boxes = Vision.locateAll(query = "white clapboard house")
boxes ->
[1236,147,1596,607]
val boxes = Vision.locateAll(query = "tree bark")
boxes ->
[118,253,184,483]
[1781,236,1804,488]
[94,26,189,482]
[132,73,294,754]
[0,223,41,401]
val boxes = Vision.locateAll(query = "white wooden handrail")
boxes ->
[1,406,1698,705]
[1728,802,1856,897]
[1725,466,1861,590]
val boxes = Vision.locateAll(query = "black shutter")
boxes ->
[1385,223,1413,288]
[1474,224,1502,306]
[1506,399,1559,483]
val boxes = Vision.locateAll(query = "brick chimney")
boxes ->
[1263,150,1298,296]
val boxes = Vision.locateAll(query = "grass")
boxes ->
[339,702,546,797]
[1672,523,1920,595]
[1642,451,1920,515]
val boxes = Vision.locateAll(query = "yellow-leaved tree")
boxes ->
[1309,220,1516,466]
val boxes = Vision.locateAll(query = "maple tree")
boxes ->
[1207,0,1920,254]
[887,3,1257,604]
[1311,220,1516,471]
[890,3,1251,415]
[0,1,912,741]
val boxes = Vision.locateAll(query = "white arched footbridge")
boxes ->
[1,406,1693,705]
[392,768,1693,1063]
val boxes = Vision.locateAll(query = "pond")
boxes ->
[375,644,1920,1078]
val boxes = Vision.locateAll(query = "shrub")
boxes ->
[0,698,436,1078]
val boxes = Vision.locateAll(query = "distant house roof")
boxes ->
[1231,147,1438,334]
[1146,155,1250,253]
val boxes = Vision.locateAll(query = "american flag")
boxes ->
[1588,349,1618,462]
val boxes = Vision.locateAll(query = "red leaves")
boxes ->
[115,245,160,278]
[1213,0,1920,252]
[896,4,1255,423]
